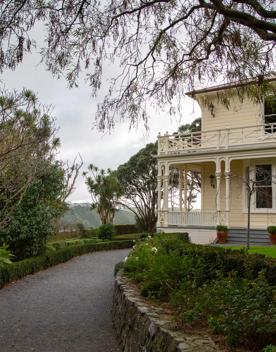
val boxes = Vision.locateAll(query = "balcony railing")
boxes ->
[158,123,276,155]
[167,211,227,227]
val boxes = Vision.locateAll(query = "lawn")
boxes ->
[224,245,276,258]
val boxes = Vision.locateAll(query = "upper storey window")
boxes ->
[264,96,276,124]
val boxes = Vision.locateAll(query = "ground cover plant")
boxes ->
[124,235,276,350]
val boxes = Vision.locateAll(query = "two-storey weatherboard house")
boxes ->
[157,79,276,244]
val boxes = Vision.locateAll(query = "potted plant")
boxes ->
[267,226,276,245]
[216,225,228,244]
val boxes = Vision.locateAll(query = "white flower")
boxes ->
[133,240,136,243]
[123,256,128,263]
[151,247,158,254]
[133,245,136,249]
[147,235,152,239]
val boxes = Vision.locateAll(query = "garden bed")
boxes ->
[123,235,276,351]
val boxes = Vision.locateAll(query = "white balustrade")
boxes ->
[168,211,218,226]
[158,123,276,155]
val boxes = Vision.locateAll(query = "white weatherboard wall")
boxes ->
[198,94,261,132]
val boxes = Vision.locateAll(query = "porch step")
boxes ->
[227,228,270,245]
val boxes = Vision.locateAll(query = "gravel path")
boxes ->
[0,249,130,352]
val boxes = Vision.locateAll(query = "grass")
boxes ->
[224,245,276,258]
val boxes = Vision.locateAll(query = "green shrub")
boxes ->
[76,223,87,237]
[263,345,276,352]
[267,226,276,234]
[0,240,133,289]
[124,236,276,348]
[113,224,138,235]
[86,227,98,238]
[0,245,13,265]
[98,224,115,240]
[216,225,228,232]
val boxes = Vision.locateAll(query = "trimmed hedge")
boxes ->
[113,224,138,235]
[0,240,133,289]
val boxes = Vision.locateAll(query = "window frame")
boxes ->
[243,162,276,213]
[263,96,276,132]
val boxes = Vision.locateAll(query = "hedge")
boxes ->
[113,224,139,235]
[0,240,133,289]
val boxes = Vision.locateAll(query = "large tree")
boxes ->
[0,1,275,129]
[117,142,157,232]
[0,88,58,229]
[0,88,82,258]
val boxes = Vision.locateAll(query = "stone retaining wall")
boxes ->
[112,271,223,352]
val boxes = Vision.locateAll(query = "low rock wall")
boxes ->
[112,271,222,352]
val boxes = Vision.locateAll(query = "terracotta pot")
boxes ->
[217,231,227,244]
[270,233,276,245]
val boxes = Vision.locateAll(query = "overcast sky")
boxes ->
[1,42,201,203]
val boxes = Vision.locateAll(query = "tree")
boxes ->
[178,118,202,135]
[1,161,68,259]
[0,1,275,129]
[0,88,83,259]
[0,88,59,229]
[84,164,122,224]
[117,143,157,232]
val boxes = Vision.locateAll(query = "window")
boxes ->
[264,96,276,133]
[255,164,272,209]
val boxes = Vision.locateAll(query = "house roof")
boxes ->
[186,75,276,97]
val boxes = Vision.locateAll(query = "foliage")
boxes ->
[84,164,122,224]
[216,225,229,232]
[267,226,276,234]
[0,161,68,260]
[224,246,276,259]
[178,118,202,134]
[0,240,133,289]
[113,224,139,236]
[98,224,115,240]
[0,88,81,260]
[76,222,86,237]
[117,143,157,233]
[0,2,275,129]
[263,346,276,352]
[0,88,58,229]
[0,245,13,265]
[124,237,276,348]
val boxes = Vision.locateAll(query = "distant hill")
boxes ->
[60,203,135,228]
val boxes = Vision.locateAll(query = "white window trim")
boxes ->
[242,161,276,214]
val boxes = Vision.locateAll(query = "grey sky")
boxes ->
[1,43,200,203]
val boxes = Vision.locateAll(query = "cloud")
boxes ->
[1,36,201,202]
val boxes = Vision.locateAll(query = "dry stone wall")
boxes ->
[112,272,223,352]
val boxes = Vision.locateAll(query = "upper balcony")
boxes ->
[158,123,276,156]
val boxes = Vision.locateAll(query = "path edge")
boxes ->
[112,271,222,352]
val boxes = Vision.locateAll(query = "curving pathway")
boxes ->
[0,249,130,352]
